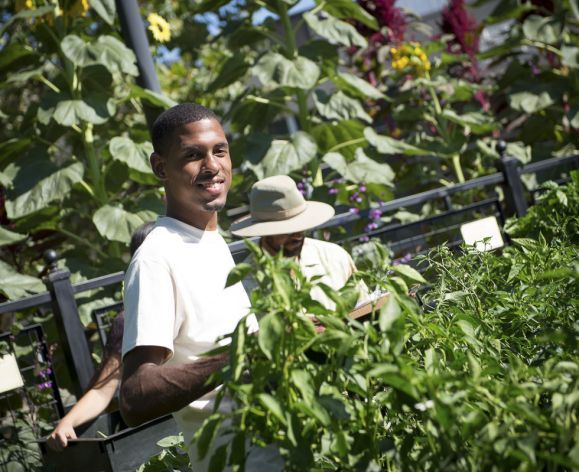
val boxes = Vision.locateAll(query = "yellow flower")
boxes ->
[69,0,89,17]
[15,0,34,11]
[147,13,171,43]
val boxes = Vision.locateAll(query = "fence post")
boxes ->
[43,250,95,396]
[495,140,528,217]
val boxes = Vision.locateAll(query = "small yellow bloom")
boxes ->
[15,0,34,11]
[147,13,171,43]
[390,47,398,56]
[69,0,89,17]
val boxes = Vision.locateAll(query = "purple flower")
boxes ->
[356,196,363,203]
[38,368,52,379]
[359,235,370,242]
[37,381,53,390]
[441,0,480,57]
[328,188,338,195]
[369,208,382,221]
[349,207,360,214]
[358,185,367,192]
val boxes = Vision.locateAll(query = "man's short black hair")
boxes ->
[151,103,219,155]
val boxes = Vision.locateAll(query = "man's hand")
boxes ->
[47,420,76,451]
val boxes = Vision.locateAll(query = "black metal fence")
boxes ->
[0,149,577,469]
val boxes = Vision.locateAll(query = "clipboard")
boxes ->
[347,292,390,320]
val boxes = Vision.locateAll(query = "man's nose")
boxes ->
[202,153,219,172]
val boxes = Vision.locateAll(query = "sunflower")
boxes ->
[147,13,171,43]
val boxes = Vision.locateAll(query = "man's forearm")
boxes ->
[120,352,228,427]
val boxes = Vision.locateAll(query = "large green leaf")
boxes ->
[364,128,431,156]
[53,99,110,126]
[0,261,44,300]
[90,0,116,25]
[129,85,177,108]
[247,131,317,179]
[311,120,366,159]
[92,205,150,243]
[522,15,563,45]
[257,393,287,424]
[509,91,554,114]
[323,149,394,185]
[93,36,138,76]
[335,72,385,100]
[0,226,27,247]
[303,12,367,48]
[561,46,579,69]
[6,162,84,219]
[314,90,372,123]
[318,0,378,30]
[0,43,34,72]
[207,55,251,93]
[109,137,154,174]
[62,34,138,76]
[253,52,320,90]
[440,110,497,134]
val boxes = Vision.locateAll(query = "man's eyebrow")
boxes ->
[213,141,229,148]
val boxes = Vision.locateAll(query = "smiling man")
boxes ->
[119,103,264,470]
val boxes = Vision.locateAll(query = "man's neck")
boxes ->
[166,207,218,231]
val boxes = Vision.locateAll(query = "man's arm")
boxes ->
[120,346,228,427]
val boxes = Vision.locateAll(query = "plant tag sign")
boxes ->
[0,353,24,393]
[460,216,504,251]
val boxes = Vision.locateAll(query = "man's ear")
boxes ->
[150,152,167,180]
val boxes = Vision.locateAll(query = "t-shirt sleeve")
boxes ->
[121,258,176,359]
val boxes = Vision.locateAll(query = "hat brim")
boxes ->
[230,201,335,237]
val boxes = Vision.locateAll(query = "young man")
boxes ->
[230,175,369,309]
[120,104,264,469]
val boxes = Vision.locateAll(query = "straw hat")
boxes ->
[230,175,335,237]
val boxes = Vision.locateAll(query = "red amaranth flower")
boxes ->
[441,0,480,57]
[358,0,406,43]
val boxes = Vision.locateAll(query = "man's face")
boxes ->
[262,232,305,258]
[151,119,232,228]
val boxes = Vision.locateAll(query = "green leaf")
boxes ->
[92,205,149,243]
[53,99,110,126]
[94,35,138,76]
[226,263,252,288]
[156,434,183,448]
[291,369,315,404]
[509,91,554,114]
[129,85,177,108]
[335,72,385,100]
[303,12,367,48]
[561,46,579,69]
[390,264,427,284]
[311,120,366,159]
[522,15,563,45]
[109,137,154,174]
[247,131,317,179]
[0,261,44,300]
[207,55,251,93]
[314,90,372,123]
[364,128,431,156]
[253,52,320,90]
[440,110,497,134]
[0,226,27,247]
[61,35,95,66]
[208,444,228,472]
[379,295,401,332]
[258,312,284,360]
[90,0,116,25]
[257,393,287,424]
[319,0,378,30]
[6,162,84,219]
[195,414,222,461]
[322,149,394,186]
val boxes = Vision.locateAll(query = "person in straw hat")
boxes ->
[230,175,369,310]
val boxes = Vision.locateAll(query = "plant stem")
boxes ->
[276,0,310,132]
[82,123,107,203]
[451,153,465,183]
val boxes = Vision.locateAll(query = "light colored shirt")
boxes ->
[122,216,258,468]
[244,237,369,310]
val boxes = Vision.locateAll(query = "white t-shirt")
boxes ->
[122,216,258,467]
